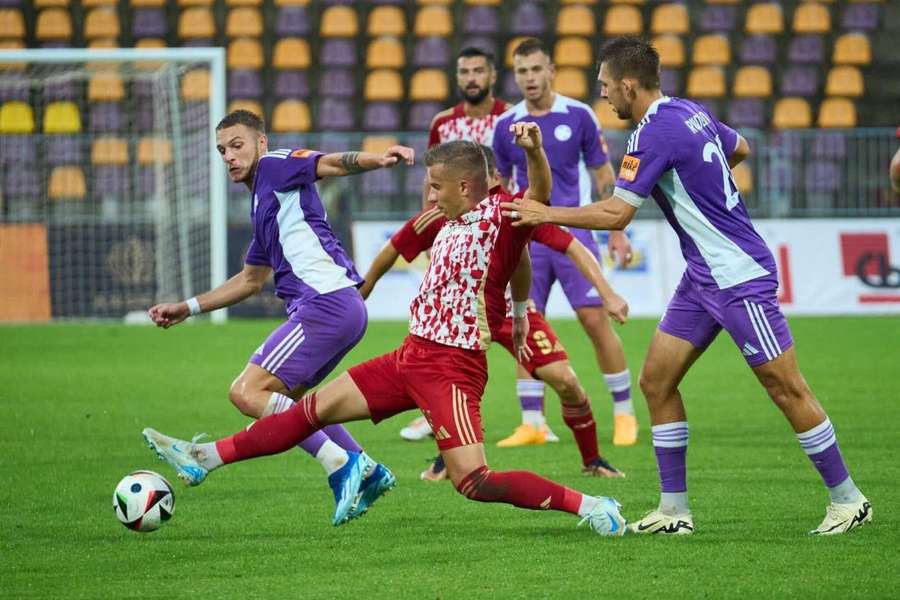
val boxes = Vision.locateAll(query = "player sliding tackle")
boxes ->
[145,110,414,526]
[501,37,871,536]
[142,123,627,536]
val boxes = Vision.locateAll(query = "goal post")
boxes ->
[0,47,228,323]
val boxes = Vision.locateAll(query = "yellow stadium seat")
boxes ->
[0,101,34,133]
[505,36,531,68]
[181,69,210,100]
[368,6,405,37]
[228,99,263,119]
[562,0,597,4]
[554,67,588,99]
[48,166,86,201]
[733,66,772,98]
[272,100,310,132]
[0,39,25,71]
[178,0,214,6]
[134,38,166,70]
[321,6,358,38]
[91,137,128,165]
[609,0,643,4]
[226,0,260,6]
[833,33,871,66]
[365,69,404,101]
[44,101,81,133]
[178,8,214,39]
[35,8,72,41]
[593,100,629,130]
[83,0,117,7]
[410,69,448,101]
[732,163,752,195]
[35,0,69,7]
[651,3,689,35]
[554,37,593,68]
[0,9,25,37]
[137,137,173,165]
[746,3,783,34]
[228,38,264,70]
[414,6,452,37]
[793,2,830,34]
[417,0,452,5]
[817,98,857,128]
[84,8,119,40]
[825,66,864,97]
[226,7,262,37]
[272,38,310,70]
[557,5,595,36]
[274,0,308,6]
[88,71,124,102]
[131,0,165,6]
[706,0,739,4]
[692,34,730,66]
[604,5,642,36]
[367,37,405,69]
[464,0,500,5]
[686,66,725,98]
[772,97,811,129]
[88,38,118,49]
[653,35,685,68]
[362,135,399,155]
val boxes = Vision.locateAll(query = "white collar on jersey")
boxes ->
[510,93,572,120]
[645,96,672,117]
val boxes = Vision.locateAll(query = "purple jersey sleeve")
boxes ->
[614,123,672,208]
[244,235,269,266]
[259,149,324,191]
[491,116,514,179]
[579,109,609,168]
[714,120,741,158]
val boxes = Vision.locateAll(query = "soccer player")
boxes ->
[492,38,639,447]
[141,126,627,537]
[146,110,415,526]
[502,37,872,536]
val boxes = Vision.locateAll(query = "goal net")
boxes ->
[0,48,227,322]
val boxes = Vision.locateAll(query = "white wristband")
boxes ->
[512,301,528,319]
[186,297,202,316]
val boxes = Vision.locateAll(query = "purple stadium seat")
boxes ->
[805,162,842,193]
[501,72,523,102]
[659,68,681,96]
[787,35,825,64]
[133,101,154,133]
[413,37,451,68]
[321,40,356,67]
[460,37,499,59]
[0,76,28,101]
[4,169,41,198]
[228,70,262,100]
[93,166,129,197]
[698,100,722,121]
[275,7,310,37]
[274,71,309,99]
[182,39,214,48]
[132,9,167,38]
[699,5,736,33]
[363,102,401,131]
[46,136,83,166]
[727,98,765,129]
[740,35,776,65]
[320,69,355,98]
[0,134,36,164]
[842,4,880,32]
[463,6,499,35]
[267,133,306,150]
[89,102,124,133]
[404,133,428,155]
[182,102,209,129]
[769,131,804,160]
[780,66,819,97]
[41,41,71,49]
[44,79,80,101]
[810,133,847,161]
[316,99,355,130]
[370,0,404,4]
[405,165,427,196]
[510,2,547,36]
[407,102,442,130]
[0,0,22,6]
[362,169,398,195]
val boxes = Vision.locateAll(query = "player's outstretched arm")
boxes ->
[501,194,637,232]
[358,242,401,300]
[147,263,271,328]
[728,135,751,169]
[512,122,551,205]
[316,146,415,178]
[565,238,629,325]
[510,248,534,363]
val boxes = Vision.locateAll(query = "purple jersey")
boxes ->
[244,148,362,311]
[614,97,776,290]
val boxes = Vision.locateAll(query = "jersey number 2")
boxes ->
[703,137,740,211]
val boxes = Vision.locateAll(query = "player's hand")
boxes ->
[501,198,548,228]
[511,122,543,151]
[148,302,190,329]
[380,146,415,168]
[604,293,629,325]
[512,315,533,363]
[608,230,633,267]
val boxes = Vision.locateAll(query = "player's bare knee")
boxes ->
[227,383,256,417]
[553,372,583,404]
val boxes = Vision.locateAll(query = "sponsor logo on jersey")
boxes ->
[619,155,641,182]
[290,149,314,158]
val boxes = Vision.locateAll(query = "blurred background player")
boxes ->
[492,38,638,447]
[504,37,871,536]
[891,127,900,194]
[146,110,414,526]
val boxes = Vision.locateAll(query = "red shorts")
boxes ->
[494,311,568,377]
[348,335,488,450]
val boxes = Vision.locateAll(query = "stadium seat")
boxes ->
[225,0,259,5]
[407,101,442,129]
[413,36,450,67]
[0,8,25,37]
[554,37,592,68]
[35,0,70,7]
[316,99,354,131]
[134,38,166,70]
[367,37,405,69]
[593,100,629,130]
[88,102,123,132]
[727,98,766,129]
[229,70,262,99]
[733,66,772,98]
[228,38,264,70]
[604,5,642,35]
[505,36,531,67]
[0,39,26,71]
[745,3,783,34]
[226,8,263,37]
[509,2,547,36]
[461,36,498,58]
[841,3,880,32]
[272,99,310,132]
[45,135,82,165]
[132,9,166,38]
[362,135,399,155]
[362,102,401,131]
[463,6,499,35]
[181,69,210,100]
[228,99,263,119]
[365,69,404,102]
[414,6,452,36]
[793,2,830,34]
[653,35,685,68]
[177,0,214,6]
[501,71,522,101]
[368,6,405,37]
[274,0,309,6]
[178,8,215,40]
[410,69,448,101]
[772,97,812,129]
[48,166,86,201]
[825,66,864,97]
[660,67,681,95]
[321,39,356,67]
[275,6,309,36]
[818,98,857,128]
[0,75,28,101]
[91,136,128,165]
[554,67,588,99]
[650,3,689,35]
[320,69,355,98]
[780,66,819,97]
[804,161,842,194]
[557,5,595,36]
[833,33,871,66]
[464,0,500,5]
[35,8,72,40]
[84,8,119,40]
[732,163,752,195]
[692,34,730,66]
[88,71,124,102]
[321,6,358,37]
[274,71,309,98]
[131,0,166,7]
[273,38,310,70]
[83,0,117,7]
[788,35,825,64]
[699,5,735,32]
[739,35,776,65]
[137,137,173,165]
[45,78,79,101]
[686,66,725,97]
[0,101,33,133]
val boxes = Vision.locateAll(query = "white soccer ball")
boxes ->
[113,470,175,532]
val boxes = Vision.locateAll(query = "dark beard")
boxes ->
[461,86,490,104]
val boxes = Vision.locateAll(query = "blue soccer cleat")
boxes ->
[349,461,397,520]
[328,451,373,526]
[142,428,209,487]
[578,496,627,537]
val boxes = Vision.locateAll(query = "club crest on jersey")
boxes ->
[619,155,641,182]
[290,149,314,158]
[554,124,572,142]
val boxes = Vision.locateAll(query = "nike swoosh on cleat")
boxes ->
[637,520,661,531]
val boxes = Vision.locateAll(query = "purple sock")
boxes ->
[797,419,855,497]
[297,430,329,456]
[321,424,363,453]
[652,422,688,493]
[517,379,544,412]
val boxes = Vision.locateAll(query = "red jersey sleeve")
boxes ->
[390,208,446,262]
[532,224,574,254]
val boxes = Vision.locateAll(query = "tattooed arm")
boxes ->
[316,146,415,178]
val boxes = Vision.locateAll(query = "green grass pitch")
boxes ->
[1,316,898,598]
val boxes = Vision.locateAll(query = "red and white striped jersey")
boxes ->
[428,99,511,148]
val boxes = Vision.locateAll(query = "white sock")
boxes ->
[194,442,224,470]
[316,440,349,475]
[604,369,634,416]
[659,492,690,516]
[262,392,293,417]
[578,495,600,518]
[522,410,545,428]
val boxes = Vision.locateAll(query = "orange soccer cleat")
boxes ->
[613,414,639,446]
[496,423,547,447]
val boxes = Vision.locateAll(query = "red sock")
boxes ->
[562,400,600,466]
[216,393,322,464]
[455,466,583,515]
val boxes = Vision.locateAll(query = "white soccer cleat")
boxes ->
[628,509,694,535]
[809,496,872,535]
[399,416,433,441]
[541,423,560,443]
[142,428,209,487]
[577,497,626,537]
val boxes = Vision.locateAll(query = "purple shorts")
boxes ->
[529,230,603,313]
[659,273,794,367]
[250,287,368,390]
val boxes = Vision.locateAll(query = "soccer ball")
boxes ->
[113,470,175,532]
